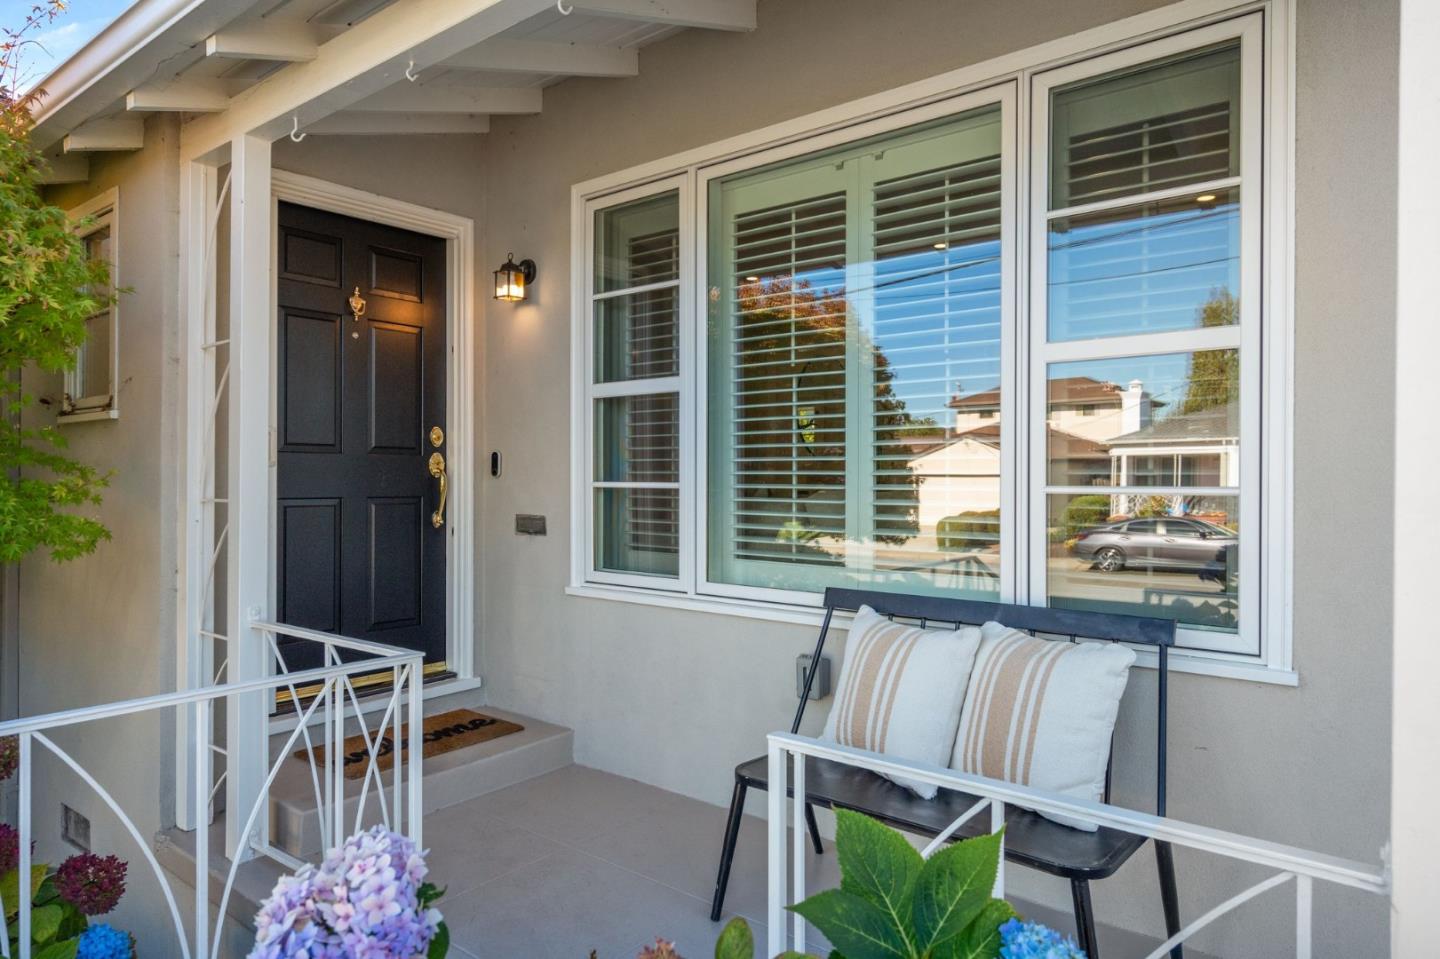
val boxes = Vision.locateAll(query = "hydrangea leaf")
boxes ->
[29,903,63,943]
[714,917,753,959]
[833,809,922,939]
[1,865,51,917]
[932,900,1017,959]
[32,938,78,959]
[789,888,910,959]
[427,920,450,959]
[910,832,1002,953]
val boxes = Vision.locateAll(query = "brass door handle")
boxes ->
[428,452,447,528]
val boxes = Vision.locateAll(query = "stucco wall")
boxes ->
[474,0,1397,955]
[26,113,182,950]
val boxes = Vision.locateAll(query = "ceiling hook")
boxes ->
[405,58,419,82]
[289,116,306,143]
[557,0,574,14]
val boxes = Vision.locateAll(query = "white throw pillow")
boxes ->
[822,605,981,800]
[949,621,1135,831]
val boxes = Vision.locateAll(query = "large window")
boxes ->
[706,107,1006,599]
[577,12,1282,665]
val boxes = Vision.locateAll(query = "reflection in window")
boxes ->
[708,107,1004,597]
[1040,36,1250,644]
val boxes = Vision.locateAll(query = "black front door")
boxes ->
[275,201,447,672]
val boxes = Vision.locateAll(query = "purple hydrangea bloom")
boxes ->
[55,853,128,916]
[0,823,19,875]
[250,826,441,959]
[999,918,1088,959]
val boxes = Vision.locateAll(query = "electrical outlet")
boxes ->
[62,804,90,852]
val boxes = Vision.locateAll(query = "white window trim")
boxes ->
[568,0,1295,684]
[60,187,120,423]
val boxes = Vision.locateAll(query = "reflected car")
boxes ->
[1072,517,1237,572]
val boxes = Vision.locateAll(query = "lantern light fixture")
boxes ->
[494,253,537,302]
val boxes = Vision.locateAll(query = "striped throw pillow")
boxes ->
[949,622,1135,831]
[821,606,981,799]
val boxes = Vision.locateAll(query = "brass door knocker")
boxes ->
[348,287,366,339]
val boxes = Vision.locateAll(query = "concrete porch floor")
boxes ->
[421,763,838,959]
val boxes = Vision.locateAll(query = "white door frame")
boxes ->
[269,169,478,686]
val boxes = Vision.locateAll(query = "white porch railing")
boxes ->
[766,733,1389,959]
[0,621,424,959]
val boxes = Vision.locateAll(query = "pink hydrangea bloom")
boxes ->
[250,827,441,959]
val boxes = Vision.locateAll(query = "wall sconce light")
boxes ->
[494,253,536,302]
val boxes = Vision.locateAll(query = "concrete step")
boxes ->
[158,696,573,935]
[267,692,574,858]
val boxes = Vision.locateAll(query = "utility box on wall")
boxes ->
[796,654,832,701]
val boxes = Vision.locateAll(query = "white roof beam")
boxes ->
[567,0,755,31]
[180,0,555,161]
[126,78,235,112]
[352,84,541,114]
[63,116,146,153]
[302,112,491,135]
[442,39,638,76]
[37,154,90,185]
[205,23,321,62]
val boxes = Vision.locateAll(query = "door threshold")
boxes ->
[268,673,484,734]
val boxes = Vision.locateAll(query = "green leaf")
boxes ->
[1,866,51,917]
[932,900,1018,959]
[418,882,446,908]
[32,938,79,959]
[789,889,911,959]
[833,809,922,943]
[29,904,62,944]
[714,917,754,959]
[427,920,450,959]
[910,832,1002,953]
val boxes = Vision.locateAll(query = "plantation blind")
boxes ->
[708,105,1005,596]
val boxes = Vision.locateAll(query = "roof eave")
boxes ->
[27,0,238,151]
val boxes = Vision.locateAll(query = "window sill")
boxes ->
[57,408,118,425]
[563,582,1299,687]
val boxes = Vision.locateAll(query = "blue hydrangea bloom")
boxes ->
[76,923,132,959]
[999,918,1088,959]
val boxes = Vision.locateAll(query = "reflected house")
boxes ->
[1106,400,1241,524]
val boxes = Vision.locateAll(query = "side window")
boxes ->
[62,192,119,422]
[1126,520,1158,534]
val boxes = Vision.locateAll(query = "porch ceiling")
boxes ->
[28,0,754,175]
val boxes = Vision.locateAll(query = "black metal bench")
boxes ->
[708,587,1184,959]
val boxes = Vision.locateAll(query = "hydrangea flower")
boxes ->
[250,826,442,959]
[0,823,19,875]
[999,918,1087,959]
[76,923,134,959]
[0,736,16,783]
[55,853,128,916]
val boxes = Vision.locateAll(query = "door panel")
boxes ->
[276,202,447,673]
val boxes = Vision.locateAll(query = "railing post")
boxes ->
[407,660,424,847]
[991,799,1005,897]
[330,671,345,848]
[792,751,806,954]
[194,700,210,959]
[1295,874,1312,959]
[18,733,30,959]
[766,738,787,958]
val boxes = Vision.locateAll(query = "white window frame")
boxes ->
[568,0,1295,685]
[578,174,695,593]
[1026,14,1264,657]
[61,187,120,423]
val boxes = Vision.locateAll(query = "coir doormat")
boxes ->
[296,709,523,779]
